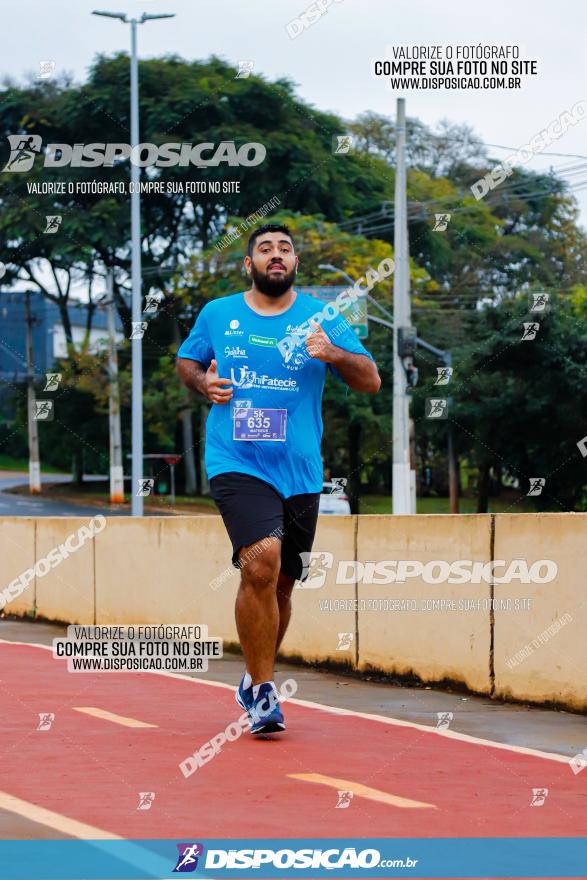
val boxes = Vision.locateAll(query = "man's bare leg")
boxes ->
[234,537,281,685]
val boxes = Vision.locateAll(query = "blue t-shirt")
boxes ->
[177,291,374,498]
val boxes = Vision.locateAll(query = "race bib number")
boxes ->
[233,407,287,441]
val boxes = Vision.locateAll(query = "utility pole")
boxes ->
[369,312,457,512]
[25,292,41,494]
[171,312,197,495]
[392,97,415,514]
[92,10,175,515]
[106,268,124,503]
[447,422,459,514]
[129,16,143,515]
[445,352,459,514]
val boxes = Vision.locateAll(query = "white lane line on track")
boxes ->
[0,638,571,764]
[290,773,437,809]
[73,706,157,727]
[0,789,121,839]
[0,790,196,878]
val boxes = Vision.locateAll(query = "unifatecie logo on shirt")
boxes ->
[229,367,298,391]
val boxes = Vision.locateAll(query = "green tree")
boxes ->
[413,289,587,511]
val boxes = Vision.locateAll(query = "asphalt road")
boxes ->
[0,473,128,517]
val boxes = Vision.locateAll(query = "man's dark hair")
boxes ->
[247,223,295,257]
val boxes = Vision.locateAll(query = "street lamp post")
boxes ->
[25,292,41,494]
[92,10,175,515]
[105,268,124,503]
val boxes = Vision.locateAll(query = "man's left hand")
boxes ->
[305,320,335,362]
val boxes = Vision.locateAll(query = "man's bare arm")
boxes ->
[176,357,233,404]
[327,346,381,393]
[305,321,381,394]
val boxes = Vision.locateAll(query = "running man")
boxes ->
[176,223,380,734]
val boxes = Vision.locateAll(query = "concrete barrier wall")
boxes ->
[284,515,357,666]
[356,515,492,694]
[1,512,586,711]
[94,517,236,643]
[35,519,95,624]
[493,513,587,712]
[0,518,36,616]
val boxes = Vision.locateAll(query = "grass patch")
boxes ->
[360,493,534,514]
[0,455,67,474]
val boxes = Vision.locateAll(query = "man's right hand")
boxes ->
[205,359,233,404]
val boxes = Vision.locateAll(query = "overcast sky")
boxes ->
[4,0,587,226]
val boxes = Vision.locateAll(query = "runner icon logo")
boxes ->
[569,750,587,775]
[44,373,62,391]
[530,788,549,807]
[44,215,62,234]
[527,477,546,497]
[333,134,354,154]
[433,213,451,231]
[34,400,54,421]
[434,367,453,386]
[436,712,453,730]
[37,712,55,731]
[521,322,540,341]
[2,134,43,172]
[336,632,354,651]
[331,477,347,495]
[335,790,354,809]
[137,792,155,811]
[426,398,448,419]
[297,551,334,588]
[173,843,204,873]
[530,292,550,313]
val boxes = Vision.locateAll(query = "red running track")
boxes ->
[0,641,584,842]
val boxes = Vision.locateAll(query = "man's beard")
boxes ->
[250,261,296,298]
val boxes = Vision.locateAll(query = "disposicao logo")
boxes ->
[2,135,266,171]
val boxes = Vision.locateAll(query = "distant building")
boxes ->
[0,290,123,420]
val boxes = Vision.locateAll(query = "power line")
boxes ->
[340,178,587,237]
[402,127,587,161]
[336,161,587,234]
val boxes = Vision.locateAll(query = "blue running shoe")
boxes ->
[235,674,254,712]
[250,683,285,735]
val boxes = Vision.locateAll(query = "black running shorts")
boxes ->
[209,471,320,582]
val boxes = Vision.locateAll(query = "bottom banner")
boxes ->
[0,838,585,879]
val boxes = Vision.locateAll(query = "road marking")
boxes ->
[0,789,120,839]
[73,707,157,728]
[0,790,197,877]
[0,639,571,763]
[290,773,437,809]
